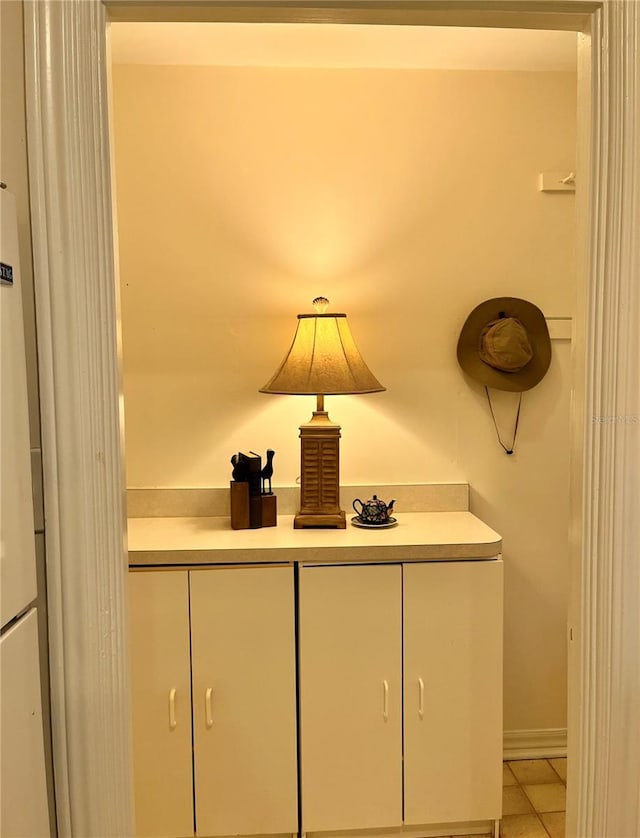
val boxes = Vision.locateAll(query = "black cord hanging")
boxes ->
[484,387,522,455]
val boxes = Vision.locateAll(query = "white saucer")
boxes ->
[350,516,398,529]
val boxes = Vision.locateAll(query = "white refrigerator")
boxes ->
[0,188,50,837]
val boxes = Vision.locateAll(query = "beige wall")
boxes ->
[112,64,576,733]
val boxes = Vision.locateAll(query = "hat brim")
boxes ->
[457,297,551,392]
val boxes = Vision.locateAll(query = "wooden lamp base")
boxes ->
[294,407,346,529]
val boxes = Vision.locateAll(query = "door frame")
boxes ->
[22,1,640,836]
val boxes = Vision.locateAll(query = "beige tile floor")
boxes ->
[447,757,567,838]
[500,758,567,838]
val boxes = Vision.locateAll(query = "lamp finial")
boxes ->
[312,296,329,314]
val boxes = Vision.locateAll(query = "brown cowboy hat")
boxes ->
[457,297,551,392]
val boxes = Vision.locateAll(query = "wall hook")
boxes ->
[539,172,576,193]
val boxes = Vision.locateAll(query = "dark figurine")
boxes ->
[231,453,249,483]
[261,449,275,495]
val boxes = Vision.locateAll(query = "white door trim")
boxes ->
[22,1,640,836]
[24,1,132,835]
[570,3,640,835]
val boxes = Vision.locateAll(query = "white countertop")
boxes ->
[127,511,502,566]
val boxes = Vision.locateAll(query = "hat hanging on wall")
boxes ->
[457,297,552,454]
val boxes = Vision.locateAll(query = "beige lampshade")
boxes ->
[260,312,385,396]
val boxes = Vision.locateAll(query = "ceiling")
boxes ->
[109,23,577,72]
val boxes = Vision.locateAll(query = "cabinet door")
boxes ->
[403,560,503,825]
[190,566,297,836]
[129,570,193,838]
[299,564,402,832]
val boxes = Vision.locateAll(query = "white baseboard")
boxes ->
[504,728,567,760]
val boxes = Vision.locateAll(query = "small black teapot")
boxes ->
[352,494,396,524]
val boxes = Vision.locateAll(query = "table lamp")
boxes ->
[260,297,385,528]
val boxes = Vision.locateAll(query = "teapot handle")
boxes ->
[352,498,364,515]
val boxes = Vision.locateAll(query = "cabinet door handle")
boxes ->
[383,679,389,722]
[418,677,425,720]
[205,687,213,728]
[168,688,177,730]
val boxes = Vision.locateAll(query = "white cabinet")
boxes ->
[130,556,502,838]
[299,560,502,834]
[129,571,193,838]
[403,560,503,825]
[129,566,298,838]
[190,567,298,836]
[298,564,403,832]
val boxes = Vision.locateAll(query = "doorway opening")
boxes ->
[108,19,580,838]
